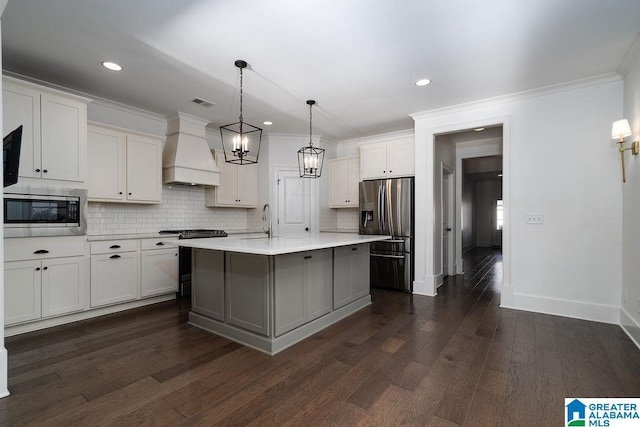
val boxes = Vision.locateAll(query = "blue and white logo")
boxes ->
[565,398,640,427]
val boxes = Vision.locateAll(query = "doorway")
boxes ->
[441,164,455,278]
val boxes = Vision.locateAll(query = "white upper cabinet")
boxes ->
[3,77,89,183]
[359,139,414,180]
[329,157,359,208]
[87,123,163,204]
[205,149,257,208]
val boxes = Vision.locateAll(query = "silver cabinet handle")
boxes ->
[370,254,405,259]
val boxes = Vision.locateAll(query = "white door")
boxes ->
[276,170,310,235]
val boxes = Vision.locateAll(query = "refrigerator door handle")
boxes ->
[377,184,383,230]
[371,253,406,259]
[381,182,386,231]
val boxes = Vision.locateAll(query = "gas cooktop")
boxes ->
[159,229,228,239]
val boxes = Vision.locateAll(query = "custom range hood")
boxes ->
[162,112,220,186]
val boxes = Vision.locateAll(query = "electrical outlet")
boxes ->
[115,213,123,223]
[526,213,544,224]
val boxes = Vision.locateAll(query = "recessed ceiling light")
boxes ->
[474,127,485,132]
[263,121,273,126]
[101,61,122,71]
[415,78,431,87]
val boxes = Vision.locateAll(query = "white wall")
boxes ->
[413,75,624,323]
[621,50,640,346]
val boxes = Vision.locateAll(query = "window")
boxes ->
[496,199,503,230]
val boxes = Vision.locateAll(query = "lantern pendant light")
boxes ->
[298,100,325,178]
[220,60,262,165]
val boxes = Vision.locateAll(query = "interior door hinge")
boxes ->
[277,178,281,185]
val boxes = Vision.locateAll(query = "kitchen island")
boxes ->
[171,233,390,354]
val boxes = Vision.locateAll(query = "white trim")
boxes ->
[440,163,455,277]
[502,293,620,325]
[0,346,9,399]
[410,73,620,121]
[412,279,437,297]
[4,294,176,337]
[343,128,414,146]
[617,31,640,78]
[620,308,640,350]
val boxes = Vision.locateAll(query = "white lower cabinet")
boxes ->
[141,247,179,297]
[42,256,85,317]
[333,244,370,309]
[4,236,86,326]
[5,260,42,324]
[90,251,138,307]
[274,249,332,336]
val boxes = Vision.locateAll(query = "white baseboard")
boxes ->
[620,308,640,350]
[412,277,438,296]
[0,347,8,399]
[500,292,619,324]
[462,244,476,254]
[4,294,176,337]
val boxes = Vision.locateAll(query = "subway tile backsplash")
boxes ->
[336,208,359,230]
[86,185,249,235]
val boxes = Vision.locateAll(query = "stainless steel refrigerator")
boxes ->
[359,177,414,292]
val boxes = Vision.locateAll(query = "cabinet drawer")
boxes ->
[5,236,86,262]
[140,237,178,251]
[90,240,137,254]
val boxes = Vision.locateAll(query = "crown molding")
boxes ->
[340,128,414,146]
[410,73,622,121]
[617,31,640,77]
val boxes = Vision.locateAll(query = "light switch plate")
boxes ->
[526,213,544,224]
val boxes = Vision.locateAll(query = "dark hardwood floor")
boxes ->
[2,248,640,426]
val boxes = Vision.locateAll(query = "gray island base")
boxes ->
[173,233,391,355]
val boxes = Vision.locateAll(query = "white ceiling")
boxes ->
[3,0,640,141]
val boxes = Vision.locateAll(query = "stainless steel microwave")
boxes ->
[3,186,87,237]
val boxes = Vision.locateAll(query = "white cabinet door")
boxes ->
[360,143,388,180]
[4,260,41,325]
[347,158,360,207]
[87,125,125,201]
[210,153,238,206]
[206,149,257,208]
[126,134,162,203]
[351,244,370,299]
[40,93,86,182]
[329,158,350,207]
[236,163,257,207]
[91,252,139,307]
[2,82,41,179]
[330,157,360,208]
[388,140,415,177]
[140,248,178,297]
[42,255,85,317]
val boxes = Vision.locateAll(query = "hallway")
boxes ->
[1,248,639,425]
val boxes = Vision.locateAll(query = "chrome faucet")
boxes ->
[262,203,272,238]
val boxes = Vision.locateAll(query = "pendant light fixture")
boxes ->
[220,60,262,165]
[298,100,325,178]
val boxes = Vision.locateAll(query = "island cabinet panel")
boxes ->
[274,248,332,336]
[192,249,225,321]
[225,253,270,336]
[333,244,370,309]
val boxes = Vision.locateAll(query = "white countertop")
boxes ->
[164,233,390,255]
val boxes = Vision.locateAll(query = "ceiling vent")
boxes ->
[192,97,215,108]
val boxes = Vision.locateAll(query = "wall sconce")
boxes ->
[611,119,639,183]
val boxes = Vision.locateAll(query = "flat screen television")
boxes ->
[3,125,22,188]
